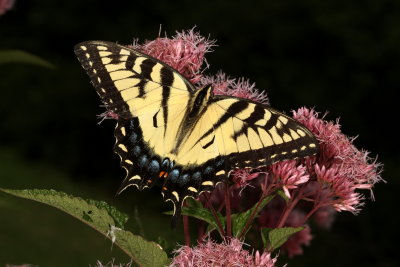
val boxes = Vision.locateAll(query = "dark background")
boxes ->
[0,0,398,266]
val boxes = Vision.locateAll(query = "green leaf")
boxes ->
[232,194,275,237]
[277,189,290,203]
[165,206,225,236]
[86,198,129,229]
[0,188,170,267]
[261,227,304,251]
[185,197,203,209]
[0,50,55,68]
[260,228,272,247]
[132,205,146,237]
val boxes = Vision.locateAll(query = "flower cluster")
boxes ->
[170,238,277,267]
[131,28,215,84]
[199,72,270,105]
[293,108,382,211]
[128,29,383,262]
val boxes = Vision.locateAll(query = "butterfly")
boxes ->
[74,41,319,225]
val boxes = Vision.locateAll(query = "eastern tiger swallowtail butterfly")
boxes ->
[74,41,319,224]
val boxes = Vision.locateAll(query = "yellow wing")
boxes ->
[161,95,319,212]
[75,40,195,197]
[74,41,193,119]
[175,96,318,168]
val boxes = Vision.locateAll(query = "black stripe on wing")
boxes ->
[114,118,169,192]
[74,42,131,118]
[114,117,229,227]
[203,96,319,169]
[74,41,196,120]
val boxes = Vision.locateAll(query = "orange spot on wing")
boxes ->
[159,171,169,178]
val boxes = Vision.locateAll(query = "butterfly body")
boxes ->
[74,41,319,222]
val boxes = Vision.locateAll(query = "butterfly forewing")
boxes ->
[214,97,318,166]
[74,41,194,119]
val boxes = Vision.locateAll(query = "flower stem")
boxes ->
[183,215,190,246]
[197,221,205,243]
[225,183,232,237]
[238,192,269,240]
[276,186,305,228]
[205,193,225,236]
[298,184,328,225]
[300,204,321,226]
[183,202,191,246]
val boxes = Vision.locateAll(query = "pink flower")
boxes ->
[293,107,382,212]
[170,238,277,267]
[268,160,309,198]
[314,164,363,213]
[254,250,279,267]
[231,168,262,189]
[200,72,270,105]
[0,0,14,15]
[132,28,215,84]
[98,109,119,122]
[293,108,382,183]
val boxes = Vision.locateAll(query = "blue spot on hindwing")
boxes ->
[215,158,225,168]
[148,159,160,175]
[179,174,189,186]
[133,146,141,156]
[162,158,170,170]
[192,172,201,183]
[169,169,180,183]
[129,132,138,144]
[204,166,214,176]
[138,155,148,169]
[129,120,136,130]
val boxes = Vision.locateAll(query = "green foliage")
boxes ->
[276,189,290,203]
[261,227,304,251]
[185,197,204,209]
[165,204,225,236]
[232,194,275,237]
[0,50,55,68]
[0,188,170,267]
